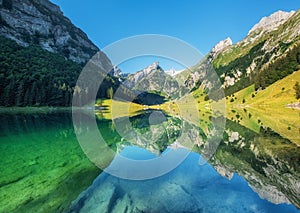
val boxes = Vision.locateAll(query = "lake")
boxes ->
[0,111,299,212]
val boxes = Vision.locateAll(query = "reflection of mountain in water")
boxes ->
[99,110,300,209]
[69,114,299,212]
[113,110,201,155]
[72,111,300,211]
[209,120,300,208]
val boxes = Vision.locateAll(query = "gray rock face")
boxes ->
[125,62,160,88]
[124,62,180,97]
[248,10,295,35]
[0,0,99,64]
[210,37,232,59]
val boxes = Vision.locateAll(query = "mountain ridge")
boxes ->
[248,10,295,36]
[191,9,300,96]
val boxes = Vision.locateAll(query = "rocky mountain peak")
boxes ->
[210,37,232,59]
[143,61,160,74]
[123,62,180,97]
[0,0,100,64]
[248,10,295,35]
[127,62,161,85]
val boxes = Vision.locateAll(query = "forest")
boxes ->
[255,44,300,90]
[0,36,118,106]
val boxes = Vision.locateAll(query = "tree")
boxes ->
[107,87,114,99]
[294,81,300,100]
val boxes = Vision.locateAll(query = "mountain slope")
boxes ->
[212,9,300,95]
[0,0,99,64]
[179,9,300,98]
[0,36,117,106]
[124,62,181,98]
[213,10,298,69]
[0,0,118,106]
[226,70,300,145]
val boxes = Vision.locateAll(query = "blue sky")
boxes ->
[51,0,299,72]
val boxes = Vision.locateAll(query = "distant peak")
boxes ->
[248,10,295,35]
[142,61,160,73]
[146,62,159,69]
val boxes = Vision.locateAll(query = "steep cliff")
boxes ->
[0,0,99,64]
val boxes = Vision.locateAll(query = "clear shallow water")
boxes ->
[0,113,101,212]
[70,147,299,213]
[0,111,299,212]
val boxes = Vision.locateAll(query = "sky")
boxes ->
[51,0,299,73]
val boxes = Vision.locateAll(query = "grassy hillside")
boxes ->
[214,10,300,69]
[212,10,300,96]
[226,70,300,145]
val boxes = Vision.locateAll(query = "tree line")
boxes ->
[255,44,300,90]
[0,36,121,106]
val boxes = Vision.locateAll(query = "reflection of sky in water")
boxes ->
[120,146,176,160]
[120,146,157,160]
[70,148,299,213]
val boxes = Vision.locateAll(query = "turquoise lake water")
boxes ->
[0,111,299,212]
[70,148,299,213]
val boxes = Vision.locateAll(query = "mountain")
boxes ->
[0,0,117,106]
[213,10,298,69]
[212,9,300,95]
[177,10,300,97]
[210,120,300,208]
[0,0,99,64]
[210,37,232,60]
[248,10,295,37]
[124,62,181,99]
[109,66,129,79]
